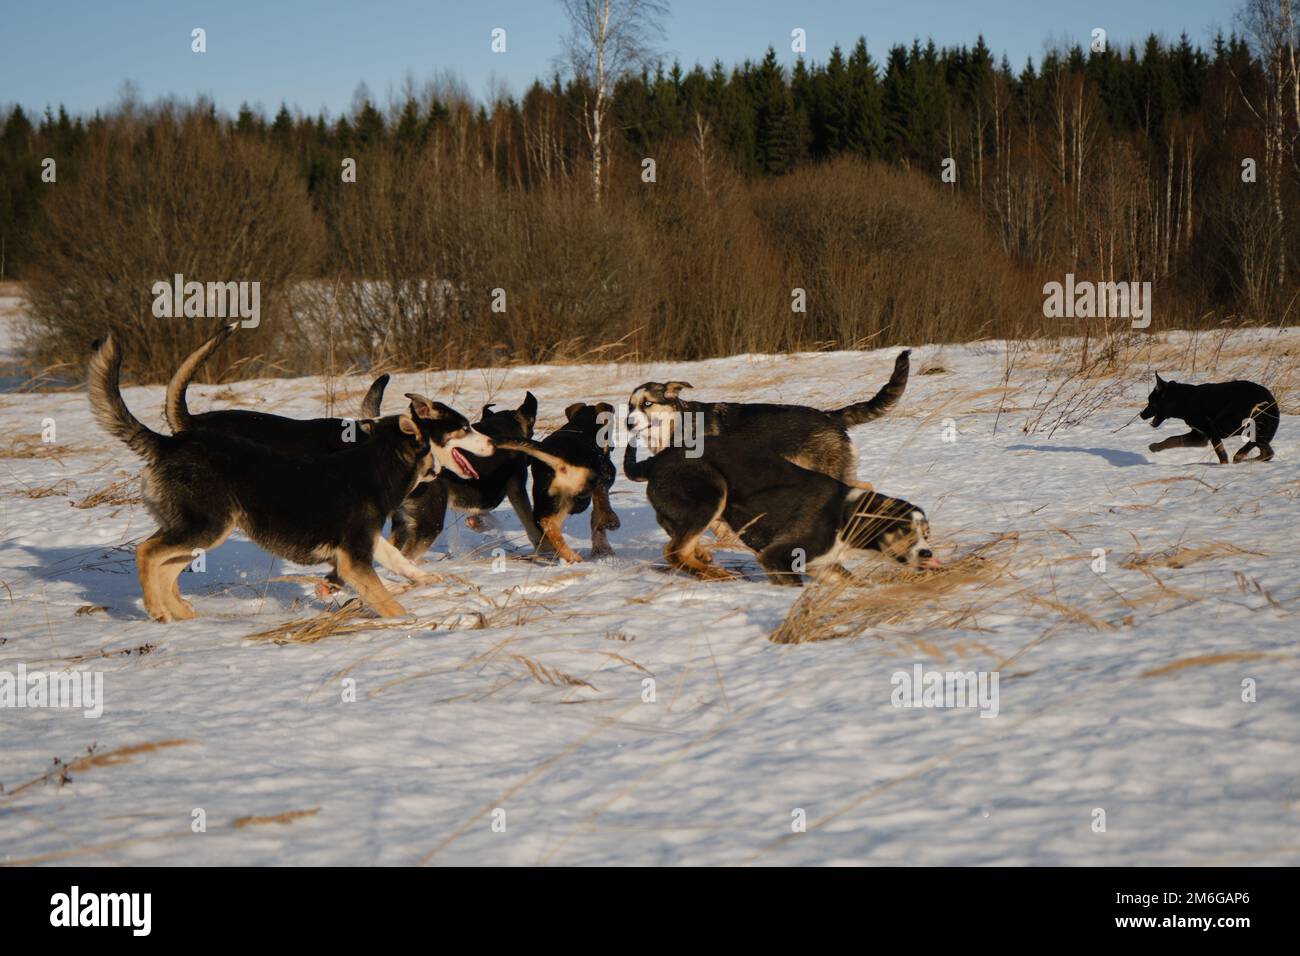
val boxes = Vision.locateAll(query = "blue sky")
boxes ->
[0,1,1240,119]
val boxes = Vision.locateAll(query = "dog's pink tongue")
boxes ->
[454,449,479,479]
[927,557,942,568]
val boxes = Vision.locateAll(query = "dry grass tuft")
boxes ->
[1141,651,1286,678]
[243,579,490,644]
[1122,541,1266,571]
[231,807,320,828]
[4,739,195,800]
[769,533,1019,644]
[72,474,143,509]
[0,434,74,460]
[13,479,75,500]
[511,654,598,691]
[243,600,375,645]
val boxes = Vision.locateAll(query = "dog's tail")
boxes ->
[359,374,390,418]
[165,322,238,431]
[622,442,653,483]
[828,349,911,428]
[493,438,576,475]
[88,335,165,461]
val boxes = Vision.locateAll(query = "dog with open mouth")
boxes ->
[387,390,542,559]
[161,324,492,593]
[624,434,937,585]
[1140,372,1279,463]
[88,335,450,620]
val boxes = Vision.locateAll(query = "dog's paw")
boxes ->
[314,580,343,600]
[597,513,621,532]
[171,600,198,620]
[1147,442,1162,453]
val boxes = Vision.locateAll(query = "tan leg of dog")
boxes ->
[373,535,440,585]
[156,524,231,620]
[664,538,736,581]
[135,535,172,622]
[138,535,209,622]
[336,550,407,616]
[162,558,198,619]
[540,513,583,563]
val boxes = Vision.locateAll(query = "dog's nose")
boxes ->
[917,549,932,560]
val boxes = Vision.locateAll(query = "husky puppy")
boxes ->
[624,436,936,585]
[625,350,910,487]
[88,336,490,620]
[1140,373,1279,463]
[494,403,619,563]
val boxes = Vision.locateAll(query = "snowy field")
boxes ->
[2,294,1298,866]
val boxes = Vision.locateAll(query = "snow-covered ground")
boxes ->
[2,298,1298,866]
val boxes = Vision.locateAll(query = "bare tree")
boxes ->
[558,0,668,203]
[1238,0,1300,291]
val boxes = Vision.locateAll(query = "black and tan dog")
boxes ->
[166,323,390,449]
[626,349,910,488]
[89,336,482,620]
[387,391,543,558]
[494,403,619,563]
[1141,373,1279,463]
[165,323,493,593]
[624,436,936,586]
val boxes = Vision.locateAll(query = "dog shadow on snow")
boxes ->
[25,492,758,622]
[22,537,342,623]
[1007,444,1150,468]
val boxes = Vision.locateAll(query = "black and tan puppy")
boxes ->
[165,324,492,593]
[624,436,936,586]
[166,323,390,449]
[88,336,462,620]
[494,402,619,563]
[390,392,542,557]
[626,350,910,488]
[1141,373,1279,463]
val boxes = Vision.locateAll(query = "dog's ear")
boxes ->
[405,392,440,419]
[398,414,420,437]
[520,391,538,419]
[479,402,496,420]
[357,419,375,436]
[564,402,585,421]
[1154,373,1166,389]
[594,401,615,416]
[664,381,693,399]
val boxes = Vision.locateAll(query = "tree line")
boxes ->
[3,21,1298,378]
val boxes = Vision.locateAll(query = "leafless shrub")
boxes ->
[23,108,322,382]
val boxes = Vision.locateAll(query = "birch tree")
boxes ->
[558,0,668,204]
